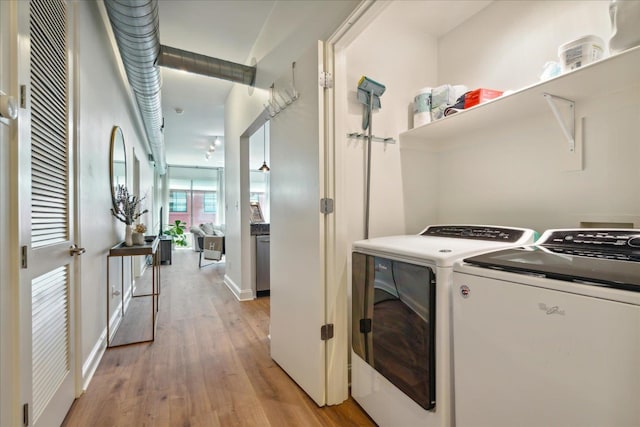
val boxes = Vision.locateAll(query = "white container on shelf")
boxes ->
[609,0,640,53]
[558,35,605,72]
[413,87,432,128]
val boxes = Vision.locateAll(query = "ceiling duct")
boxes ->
[157,45,256,87]
[104,0,167,175]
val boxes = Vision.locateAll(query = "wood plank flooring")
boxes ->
[62,250,375,427]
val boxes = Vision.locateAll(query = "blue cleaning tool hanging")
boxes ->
[357,76,385,130]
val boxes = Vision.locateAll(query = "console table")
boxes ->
[107,237,161,347]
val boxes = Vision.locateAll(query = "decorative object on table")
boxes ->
[110,185,148,247]
[124,224,133,247]
[132,223,147,245]
[164,219,187,247]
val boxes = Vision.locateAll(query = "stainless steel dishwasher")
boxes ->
[256,235,270,294]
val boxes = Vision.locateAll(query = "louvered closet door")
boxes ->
[18,1,76,426]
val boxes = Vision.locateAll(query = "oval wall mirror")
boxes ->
[110,126,127,209]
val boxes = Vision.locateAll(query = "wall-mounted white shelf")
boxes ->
[400,45,640,151]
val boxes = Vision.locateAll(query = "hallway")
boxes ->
[62,250,373,426]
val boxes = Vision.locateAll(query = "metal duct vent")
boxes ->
[105,0,167,175]
[157,45,256,87]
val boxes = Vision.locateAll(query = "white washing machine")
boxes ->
[351,225,536,427]
[452,229,640,427]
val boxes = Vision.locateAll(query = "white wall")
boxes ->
[429,0,639,232]
[223,83,269,299]
[76,1,156,386]
[337,1,639,239]
[337,1,440,246]
[224,1,358,300]
[437,1,611,90]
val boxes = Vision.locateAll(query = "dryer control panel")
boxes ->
[421,225,526,243]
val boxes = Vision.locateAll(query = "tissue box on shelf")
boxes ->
[463,88,503,108]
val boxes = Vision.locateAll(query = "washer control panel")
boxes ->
[542,229,640,249]
[421,225,525,242]
[541,229,640,261]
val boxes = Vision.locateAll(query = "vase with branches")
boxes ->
[111,185,148,246]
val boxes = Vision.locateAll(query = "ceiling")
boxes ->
[156,0,359,170]
[154,0,492,170]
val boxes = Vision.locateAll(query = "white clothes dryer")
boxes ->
[351,225,536,427]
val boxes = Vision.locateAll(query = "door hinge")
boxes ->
[319,71,333,88]
[320,198,334,214]
[20,85,26,109]
[23,403,29,426]
[320,323,334,340]
[21,246,27,269]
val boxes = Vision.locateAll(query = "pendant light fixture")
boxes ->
[258,125,270,172]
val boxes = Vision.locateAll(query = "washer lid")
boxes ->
[463,245,640,292]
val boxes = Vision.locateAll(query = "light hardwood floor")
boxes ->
[62,249,375,426]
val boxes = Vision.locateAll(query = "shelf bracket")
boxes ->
[543,93,575,152]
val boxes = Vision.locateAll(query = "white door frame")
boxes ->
[0,2,21,425]
[322,0,389,404]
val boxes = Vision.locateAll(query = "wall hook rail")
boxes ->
[347,132,396,144]
[543,93,575,152]
[263,62,300,119]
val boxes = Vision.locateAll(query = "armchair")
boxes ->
[197,235,225,268]
[190,223,225,268]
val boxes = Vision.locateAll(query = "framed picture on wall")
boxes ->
[250,202,265,224]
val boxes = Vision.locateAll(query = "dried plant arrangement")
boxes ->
[111,185,148,225]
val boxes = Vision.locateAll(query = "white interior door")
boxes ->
[18,1,77,426]
[269,41,328,406]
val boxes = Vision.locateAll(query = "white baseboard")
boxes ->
[82,289,133,391]
[82,329,106,392]
[82,296,124,391]
[223,274,254,301]
[108,298,125,343]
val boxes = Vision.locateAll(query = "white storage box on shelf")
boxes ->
[558,35,605,72]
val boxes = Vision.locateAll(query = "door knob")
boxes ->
[69,244,86,256]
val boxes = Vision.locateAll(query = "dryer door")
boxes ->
[352,252,436,410]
